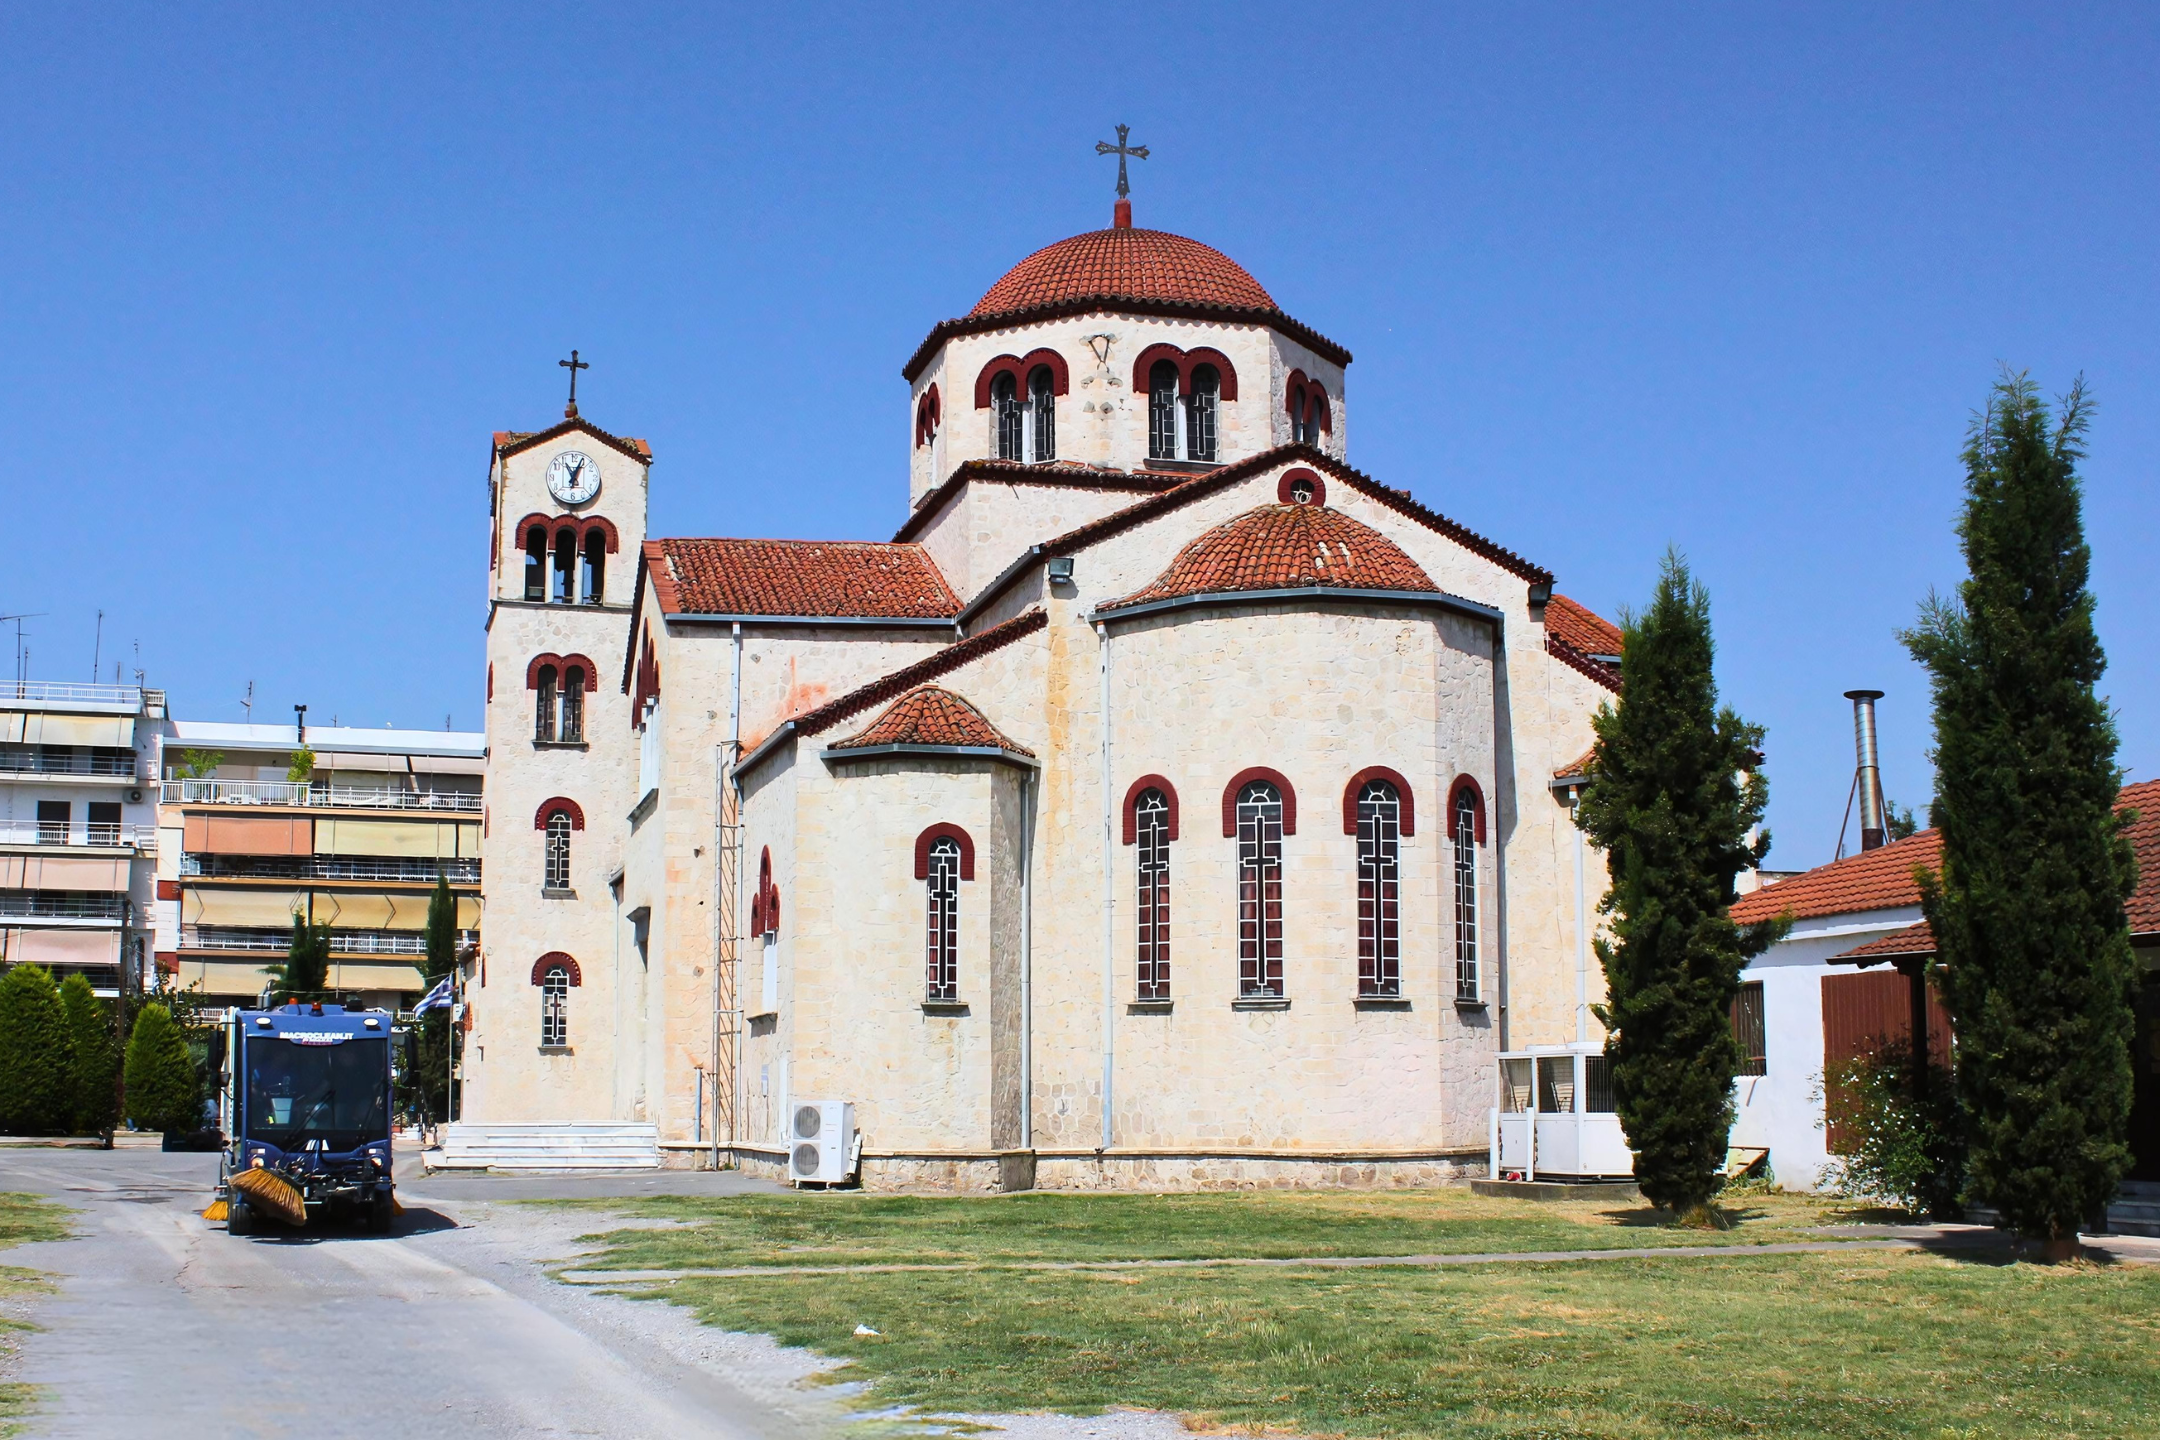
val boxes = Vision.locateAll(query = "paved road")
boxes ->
[0,1143,820,1439]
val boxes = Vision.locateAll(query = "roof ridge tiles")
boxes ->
[792,609,1049,741]
[829,683,1035,757]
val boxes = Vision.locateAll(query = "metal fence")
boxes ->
[162,779,482,812]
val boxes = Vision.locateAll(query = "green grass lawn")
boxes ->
[542,1186,2160,1437]
[0,1194,67,1436]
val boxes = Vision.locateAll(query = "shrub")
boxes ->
[0,965,73,1135]
[58,974,117,1137]
[123,1003,200,1135]
[1820,1038,1966,1219]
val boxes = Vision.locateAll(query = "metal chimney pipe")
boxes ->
[1844,690,1886,850]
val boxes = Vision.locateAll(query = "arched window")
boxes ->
[924,836,961,1001]
[1453,785,1480,1000]
[1148,361,1180,461]
[1028,365,1056,462]
[581,531,606,604]
[534,665,559,743]
[992,372,1023,461]
[1235,780,1285,998]
[560,666,585,742]
[524,526,547,601]
[1134,788,1171,1000]
[1356,780,1402,997]
[552,530,576,603]
[544,810,572,892]
[540,964,569,1047]
[1186,365,1220,463]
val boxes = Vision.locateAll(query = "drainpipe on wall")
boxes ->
[1097,621,1115,1154]
[1019,763,1035,1152]
[1571,786,1589,1044]
[1489,624,1510,1052]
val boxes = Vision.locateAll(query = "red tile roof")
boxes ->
[793,610,1049,741]
[1101,502,1439,612]
[830,685,1033,757]
[1554,747,1597,781]
[972,226,1276,318]
[644,537,959,620]
[1833,921,1939,963]
[1734,778,2160,932]
[893,459,1175,544]
[493,417,652,465]
[1546,595,1622,659]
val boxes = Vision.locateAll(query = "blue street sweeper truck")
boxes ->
[212,1002,397,1234]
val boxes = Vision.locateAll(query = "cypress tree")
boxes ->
[1902,371,2136,1249]
[1574,551,1785,1219]
[407,873,460,1123]
[270,915,332,1003]
[123,1003,199,1135]
[58,974,118,1138]
[0,965,72,1135]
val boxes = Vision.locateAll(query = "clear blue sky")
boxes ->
[4,5,2154,867]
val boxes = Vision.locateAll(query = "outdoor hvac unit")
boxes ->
[787,1100,857,1187]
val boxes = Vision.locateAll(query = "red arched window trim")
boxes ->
[1277,469,1328,506]
[535,797,585,830]
[1448,775,1488,844]
[1284,372,1333,434]
[1220,767,1298,838]
[1286,369,1308,414]
[526,653,598,690]
[913,823,976,882]
[514,513,619,554]
[915,383,942,447]
[1309,385,1332,434]
[974,350,1070,409]
[1121,775,1181,845]
[532,953,581,986]
[752,847,781,938]
[487,663,494,700]
[581,515,620,554]
[1342,767,1416,836]
[1131,344,1240,401]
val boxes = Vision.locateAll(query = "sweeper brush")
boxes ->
[229,1167,307,1227]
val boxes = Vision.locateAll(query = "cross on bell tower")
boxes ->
[1095,124,1148,229]
[558,349,589,419]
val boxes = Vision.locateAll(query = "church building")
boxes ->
[462,193,1624,1189]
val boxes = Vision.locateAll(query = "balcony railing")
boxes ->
[163,779,482,813]
[0,681,144,708]
[0,894,129,921]
[0,821,156,851]
[181,926,478,957]
[181,854,481,884]
[0,749,141,778]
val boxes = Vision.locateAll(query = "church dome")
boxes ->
[970,225,1277,321]
[1103,502,1438,612]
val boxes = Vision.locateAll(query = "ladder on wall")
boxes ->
[710,755,742,1164]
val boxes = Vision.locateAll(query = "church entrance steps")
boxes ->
[430,1122,660,1171]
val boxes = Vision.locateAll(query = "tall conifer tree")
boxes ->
[270,915,332,1003]
[408,873,460,1122]
[58,973,118,1138]
[1575,552,1784,1218]
[0,965,72,1135]
[1903,371,2136,1248]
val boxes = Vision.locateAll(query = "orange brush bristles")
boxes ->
[230,1167,307,1227]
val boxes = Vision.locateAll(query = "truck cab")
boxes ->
[221,1002,396,1233]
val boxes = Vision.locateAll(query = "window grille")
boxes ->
[924,836,961,1001]
[992,373,1023,461]
[1134,789,1171,999]
[1028,365,1056,463]
[544,811,572,891]
[581,532,606,604]
[560,667,585,742]
[1148,361,1181,460]
[1355,779,1401,996]
[1731,981,1767,1076]
[1186,365,1219,462]
[534,666,558,743]
[1499,1057,1534,1113]
[540,965,569,1047]
[1583,1054,1617,1112]
[552,532,576,604]
[1235,780,1285,997]
[1453,786,1479,1000]
[1537,1055,1577,1113]
[524,528,547,601]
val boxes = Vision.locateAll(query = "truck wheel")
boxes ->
[367,1193,394,1234]
[227,1196,252,1236]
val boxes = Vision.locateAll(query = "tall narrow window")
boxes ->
[1148,361,1180,460]
[524,526,547,601]
[560,666,585,742]
[544,811,572,891]
[552,530,576,603]
[1134,788,1171,1000]
[1356,780,1402,997]
[1235,780,1285,997]
[992,372,1023,460]
[924,836,960,1001]
[534,665,559,743]
[1453,786,1480,1000]
[1732,981,1768,1076]
[1028,365,1056,462]
[581,531,606,604]
[86,802,122,847]
[540,965,569,1047]
[36,800,69,845]
[1186,365,1220,462]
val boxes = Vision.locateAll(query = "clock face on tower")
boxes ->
[546,451,602,506]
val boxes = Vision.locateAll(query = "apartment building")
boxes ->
[154,720,483,1007]
[0,681,164,996]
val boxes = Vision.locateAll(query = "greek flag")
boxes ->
[413,975,454,1016]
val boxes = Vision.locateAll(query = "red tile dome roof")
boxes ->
[830,685,1033,757]
[1103,503,1438,612]
[971,226,1277,321]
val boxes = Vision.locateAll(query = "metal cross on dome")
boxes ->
[1095,124,1149,199]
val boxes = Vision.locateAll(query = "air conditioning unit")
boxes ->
[787,1100,856,1187]
[126,789,145,805]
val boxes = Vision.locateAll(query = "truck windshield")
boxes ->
[244,1037,389,1153]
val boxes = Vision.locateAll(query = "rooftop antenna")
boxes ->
[294,703,307,746]
[0,614,48,694]
[91,610,104,683]
[242,680,255,722]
